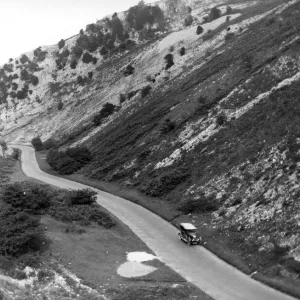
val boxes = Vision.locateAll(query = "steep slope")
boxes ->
[3,0,300,296]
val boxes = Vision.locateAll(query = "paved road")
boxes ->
[12,143,297,300]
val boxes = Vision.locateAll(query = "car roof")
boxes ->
[180,223,197,230]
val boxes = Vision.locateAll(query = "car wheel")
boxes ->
[187,238,191,246]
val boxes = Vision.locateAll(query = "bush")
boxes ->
[164,53,174,70]
[64,189,97,206]
[209,6,221,21]
[31,137,43,151]
[179,47,185,56]
[20,54,29,64]
[46,146,92,175]
[196,25,204,35]
[124,64,135,76]
[141,85,152,98]
[46,149,81,175]
[58,39,65,49]
[178,195,219,214]
[93,102,116,126]
[48,192,115,228]
[37,269,55,282]
[70,59,78,69]
[57,101,63,110]
[30,75,39,86]
[119,93,126,104]
[82,52,93,64]
[43,138,57,150]
[215,113,227,126]
[66,146,92,164]
[65,223,86,234]
[159,119,176,134]
[72,46,83,58]
[141,168,189,197]
[0,206,45,256]
[100,46,108,56]
[2,183,51,213]
[184,15,193,27]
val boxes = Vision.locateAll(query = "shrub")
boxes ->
[178,195,219,214]
[20,69,30,81]
[119,93,126,104]
[141,168,189,197]
[20,54,29,64]
[215,114,227,126]
[46,149,81,175]
[37,269,55,282]
[0,206,45,256]
[48,192,115,228]
[64,189,97,206]
[43,138,57,150]
[196,25,204,35]
[82,52,93,64]
[164,53,174,70]
[66,146,92,164]
[225,32,235,41]
[2,183,51,213]
[65,223,86,234]
[31,137,43,151]
[16,88,28,100]
[57,101,63,110]
[58,39,65,49]
[141,85,152,98]
[209,6,221,21]
[70,59,78,69]
[184,15,193,27]
[93,102,116,126]
[124,64,135,76]
[160,119,176,134]
[30,75,39,86]
[285,258,300,274]
[100,46,108,56]
[72,46,83,58]
[179,47,186,56]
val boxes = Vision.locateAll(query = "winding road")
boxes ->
[11,143,297,300]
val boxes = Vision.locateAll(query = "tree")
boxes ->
[31,137,43,151]
[58,39,65,49]
[82,52,93,64]
[196,25,204,35]
[209,7,221,21]
[164,53,174,70]
[179,47,186,56]
[184,15,193,27]
[0,140,7,157]
[20,54,29,64]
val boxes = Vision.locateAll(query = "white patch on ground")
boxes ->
[127,252,158,262]
[117,252,159,278]
[117,262,157,278]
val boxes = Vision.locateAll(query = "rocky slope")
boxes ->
[3,0,300,295]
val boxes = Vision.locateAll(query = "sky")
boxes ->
[0,0,156,65]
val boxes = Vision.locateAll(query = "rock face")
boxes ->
[0,0,227,142]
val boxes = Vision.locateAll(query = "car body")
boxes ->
[178,223,201,246]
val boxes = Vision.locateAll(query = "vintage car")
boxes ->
[178,223,201,246]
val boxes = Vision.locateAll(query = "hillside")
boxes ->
[3,0,300,297]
